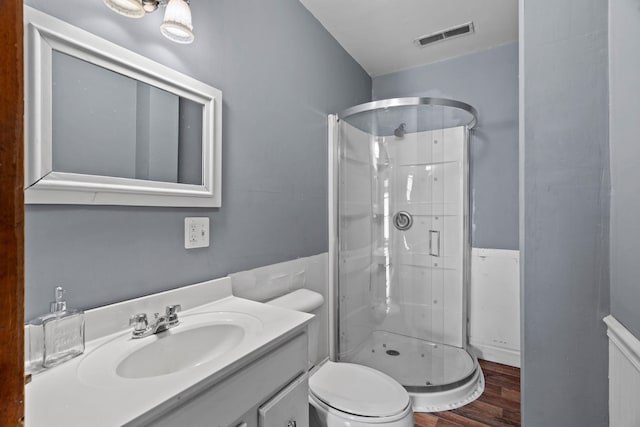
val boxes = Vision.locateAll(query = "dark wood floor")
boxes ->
[414,359,521,427]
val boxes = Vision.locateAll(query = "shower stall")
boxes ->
[329,97,484,412]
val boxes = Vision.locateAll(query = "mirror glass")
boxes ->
[52,51,203,185]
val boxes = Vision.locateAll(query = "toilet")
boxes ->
[268,289,414,427]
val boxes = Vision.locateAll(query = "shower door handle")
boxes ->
[429,230,441,257]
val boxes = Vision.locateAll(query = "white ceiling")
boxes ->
[299,0,518,77]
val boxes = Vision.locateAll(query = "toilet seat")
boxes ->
[309,392,413,426]
[309,361,411,418]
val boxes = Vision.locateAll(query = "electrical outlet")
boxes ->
[184,217,210,249]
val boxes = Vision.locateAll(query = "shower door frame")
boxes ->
[328,97,477,366]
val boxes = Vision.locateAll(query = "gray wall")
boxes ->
[610,0,640,340]
[24,0,371,320]
[521,0,610,425]
[372,42,519,250]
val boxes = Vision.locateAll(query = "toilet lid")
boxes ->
[309,361,410,417]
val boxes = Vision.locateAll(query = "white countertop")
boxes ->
[25,277,312,427]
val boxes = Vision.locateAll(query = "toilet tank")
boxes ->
[267,289,324,367]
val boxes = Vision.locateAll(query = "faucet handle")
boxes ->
[166,304,182,316]
[129,313,148,332]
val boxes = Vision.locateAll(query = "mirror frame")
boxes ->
[23,7,222,207]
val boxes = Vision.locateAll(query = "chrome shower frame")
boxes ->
[338,97,478,128]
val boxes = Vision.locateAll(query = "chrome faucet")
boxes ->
[129,304,182,339]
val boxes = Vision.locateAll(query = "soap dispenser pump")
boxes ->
[28,287,85,371]
[50,286,67,312]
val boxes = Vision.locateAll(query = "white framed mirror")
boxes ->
[24,6,222,207]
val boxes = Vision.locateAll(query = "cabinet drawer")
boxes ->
[259,373,308,427]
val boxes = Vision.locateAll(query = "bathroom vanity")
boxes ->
[146,334,309,427]
[25,277,312,427]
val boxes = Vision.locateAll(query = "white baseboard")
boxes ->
[604,315,640,427]
[469,342,520,368]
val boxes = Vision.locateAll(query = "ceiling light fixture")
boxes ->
[103,0,195,44]
[104,0,145,18]
[160,0,194,44]
[142,0,161,13]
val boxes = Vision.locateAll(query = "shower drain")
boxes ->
[385,349,400,356]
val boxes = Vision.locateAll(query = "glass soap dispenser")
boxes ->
[28,287,85,370]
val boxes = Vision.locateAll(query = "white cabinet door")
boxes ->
[258,373,308,427]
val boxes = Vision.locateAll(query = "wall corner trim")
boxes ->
[604,315,640,372]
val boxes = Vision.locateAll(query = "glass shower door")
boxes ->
[335,102,478,395]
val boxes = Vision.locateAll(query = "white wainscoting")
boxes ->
[469,248,521,367]
[605,315,640,427]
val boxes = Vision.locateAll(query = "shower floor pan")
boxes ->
[348,330,485,412]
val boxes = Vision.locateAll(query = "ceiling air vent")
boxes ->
[414,22,475,48]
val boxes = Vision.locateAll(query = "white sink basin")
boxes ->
[117,323,245,379]
[78,311,262,385]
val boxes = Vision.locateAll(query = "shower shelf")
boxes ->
[398,160,457,167]
[342,154,389,169]
[343,155,370,166]
[339,248,453,269]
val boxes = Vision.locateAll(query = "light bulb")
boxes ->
[103,0,145,18]
[161,0,194,44]
[142,0,160,13]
